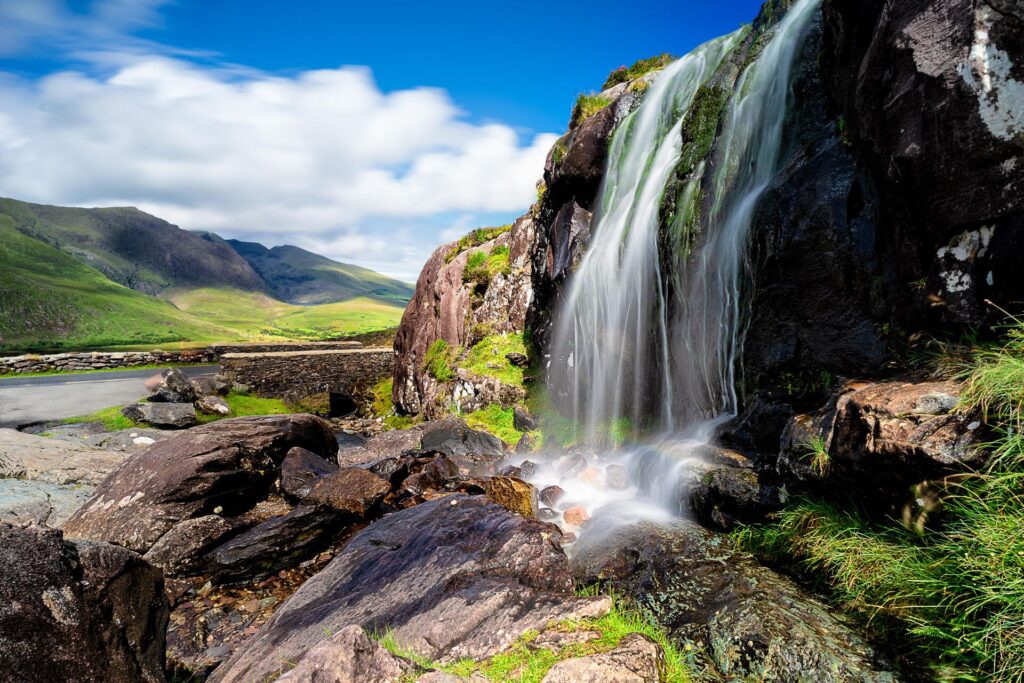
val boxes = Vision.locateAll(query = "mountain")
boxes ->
[0,197,411,351]
[0,198,266,295]
[0,215,238,351]
[226,240,414,305]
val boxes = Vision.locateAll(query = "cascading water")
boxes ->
[524,0,823,541]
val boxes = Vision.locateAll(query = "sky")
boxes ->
[0,0,763,282]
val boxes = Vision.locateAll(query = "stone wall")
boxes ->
[0,341,361,375]
[219,348,394,401]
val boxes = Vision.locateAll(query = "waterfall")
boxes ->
[550,0,821,442]
[527,0,823,538]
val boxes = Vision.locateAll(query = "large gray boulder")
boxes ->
[277,625,413,683]
[540,633,665,683]
[571,520,897,682]
[0,523,168,682]
[210,495,610,683]
[64,414,338,553]
[122,401,197,429]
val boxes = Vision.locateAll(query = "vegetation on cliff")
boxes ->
[601,53,676,90]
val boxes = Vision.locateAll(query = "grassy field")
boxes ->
[168,289,405,340]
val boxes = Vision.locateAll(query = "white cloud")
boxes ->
[0,57,556,280]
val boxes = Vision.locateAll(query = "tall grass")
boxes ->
[738,319,1024,681]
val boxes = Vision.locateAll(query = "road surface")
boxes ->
[0,366,216,429]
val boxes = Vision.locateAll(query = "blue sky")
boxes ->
[0,0,763,280]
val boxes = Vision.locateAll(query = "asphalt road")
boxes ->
[0,365,216,429]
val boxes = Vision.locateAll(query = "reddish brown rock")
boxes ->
[305,467,391,516]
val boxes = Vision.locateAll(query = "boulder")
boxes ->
[421,417,505,458]
[64,414,338,553]
[280,446,340,500]
[305,467,391,516]
[540,633,665,683]
[572,521,896,682]
[779,379,986,510]
[513,406,538,432]
[210,495,610,682]
[205,505,346,583]
[196,395,231,416]
[688,463,788,531]
[149,367,197,403]
[484,476,538,518]
[0,523,168,682]
[336,426,423,466]
[278,625,413,683]
[82,428,172,453]
[122,401,197,429]
[191,375,220,398]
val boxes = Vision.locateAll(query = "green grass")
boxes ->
[602,53,676,90]
[369,376,421,430]
[569,94,612,128]
[736,317,1024,682]
[463,333,528,386]
[375,591,691,683]
[170,289,405,341]
[461,245,512,289]
[464,404,522,446]
[423,339,458,382]
[62,404,139,431]
[444,226,512,264]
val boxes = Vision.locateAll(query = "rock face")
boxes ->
[0,523,168,682]
[305,467,391,515]
[779,378,985,511]
[572,520,897,682]
[277,625,413,683]
[210,495,611,682]
[64,414,338,553]
[280,446,340,499]
[392,216,536,417]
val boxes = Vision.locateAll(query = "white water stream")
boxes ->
[523,0,823,542]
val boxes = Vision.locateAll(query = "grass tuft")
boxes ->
[463,333,528,386]
[423,339,458,383]
[601,53,676,90]
[463,403,522,446]
[569,94,612,128]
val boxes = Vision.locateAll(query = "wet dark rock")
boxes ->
[538,507,559,522]
[539,485,566,508]
[210,495,610,682]
[305,467,391,516]
[557,454,586,477]
[498,465,523,477]
[205,505,345,583]
[505,352,530,368]
[516,431,539,453]
[513,405,538,432]
[149,367,198,404]
[121,401,197,429]
[64,414,338,553]
[572,520,897,682]
[689,464,787,531]
[421,417,505,458]
[0,523,168,683]
[519,460,538,477]
[280,446,340,500]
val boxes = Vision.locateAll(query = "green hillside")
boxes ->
[0,216,239,352]
[227,240,414,305]
[168,289,406,339]
[0,197,267,295]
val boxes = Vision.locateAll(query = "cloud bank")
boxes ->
[0,3,556,281]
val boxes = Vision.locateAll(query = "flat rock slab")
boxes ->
[0,479,94,527]
[540,633,665,683]
[0,428,124,486]
[278,625,413,682]
[210,495,609,683]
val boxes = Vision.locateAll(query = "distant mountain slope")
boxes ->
[0,216,238,351]
[227,240,414,305]
[0,197,267,295]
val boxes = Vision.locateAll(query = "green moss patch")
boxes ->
[463,333,527,386]
[602,53,676,90]
[444,226,512,264]
[464,404,522,446]
[569,94,612,129]
[423,339,458,382]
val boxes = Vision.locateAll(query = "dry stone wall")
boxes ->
[219,348,393,401]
